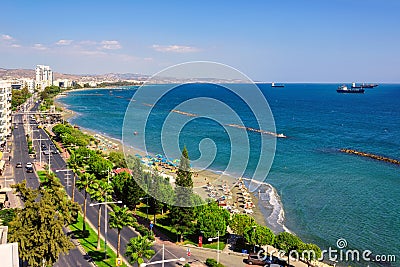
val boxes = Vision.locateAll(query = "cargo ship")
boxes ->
[271,82,284,88]
[337,85,365,94]
[351,82,378,89]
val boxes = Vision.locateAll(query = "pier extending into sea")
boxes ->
[340,148,400,165]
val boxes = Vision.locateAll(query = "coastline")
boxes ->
[53,89,337,267]
[54,94,275,228]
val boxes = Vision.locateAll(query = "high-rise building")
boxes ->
[0,81,12,146]
[35,65,53,91]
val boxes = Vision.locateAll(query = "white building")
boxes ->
[54,78,72,88]
[21,78,35,93]
[0,226,19,267]
[35,65,53,91]
[0,81,12,146]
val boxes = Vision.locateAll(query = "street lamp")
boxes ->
[139,196,151,220]
[32,133,47,167]
[55,169,74,200]
[208,231,220,264]
[90,200,122,259]
[139,244,185,267]
[252,225,257,253]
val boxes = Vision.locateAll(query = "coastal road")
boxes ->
[12,110,93,267]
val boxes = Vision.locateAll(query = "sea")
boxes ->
[58,83,400,266]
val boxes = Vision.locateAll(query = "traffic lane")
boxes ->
[54,248,93,267]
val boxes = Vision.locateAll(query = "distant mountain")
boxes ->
[0,68,247,83]
[0,68,150,81]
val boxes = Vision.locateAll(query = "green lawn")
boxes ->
[69,213,127,267]
[37,170,48,182]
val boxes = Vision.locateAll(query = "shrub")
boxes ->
[205,258,225,267]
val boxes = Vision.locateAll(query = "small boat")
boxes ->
[271,82,284,88]
[337,85,365,94]
[133,131,138,135]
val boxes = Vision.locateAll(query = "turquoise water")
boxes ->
[59,84,400,265]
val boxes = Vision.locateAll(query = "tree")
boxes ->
[274,232,303,266]
[125,235,155,266]
[75,172,96,234]
[229,213,255,236]
[147,172,174,223]
[169,147,196,242]
[8,180,79,266]
[108,151,127,168]
[299,243,322,266]
[88,179,113,250]
[87,155,113,179]
[197,201,230,239]
[244,224,275,252]
[109,206,136,257]
[112,169,146,211]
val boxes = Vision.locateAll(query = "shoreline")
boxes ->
[54,89,336,267]
[54,95,274,227]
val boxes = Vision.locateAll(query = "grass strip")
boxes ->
[69,213,127,267]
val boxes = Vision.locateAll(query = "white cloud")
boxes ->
[1,34,14,41]
[152,44,200,53]
[101,40,121,50]
[78,40,98,46]
[56,39,73,45]
[10,44,21,48]
[33,43,47,50]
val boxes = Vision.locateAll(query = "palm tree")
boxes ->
[125,235,155,266]
[109,206,136,257]
[75,172,95,234]
[88,179,113,250]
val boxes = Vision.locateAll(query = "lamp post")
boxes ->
[208,231,220,264]
[55,169,74,200]
[252,225,257,253]
[139,196,151,220]
[90,200,122,259]
[32,133,47,167]
[139,244,185,267]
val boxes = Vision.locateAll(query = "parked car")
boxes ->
[246,253,277,266]
[43,150,50,155]
[247,253,269,265]
[25,162,33,168]
[16,162,22,168]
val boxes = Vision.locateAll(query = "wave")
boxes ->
[240,177,290,234]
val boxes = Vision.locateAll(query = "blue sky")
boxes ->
[1,0,399,82]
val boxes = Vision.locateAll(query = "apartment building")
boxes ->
[0,81,12,146]
[35,65,53,91]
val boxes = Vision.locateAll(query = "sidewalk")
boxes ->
[1,136,23,209]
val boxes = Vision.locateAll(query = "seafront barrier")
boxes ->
[340,149,400,165]
[226,124,287,138]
